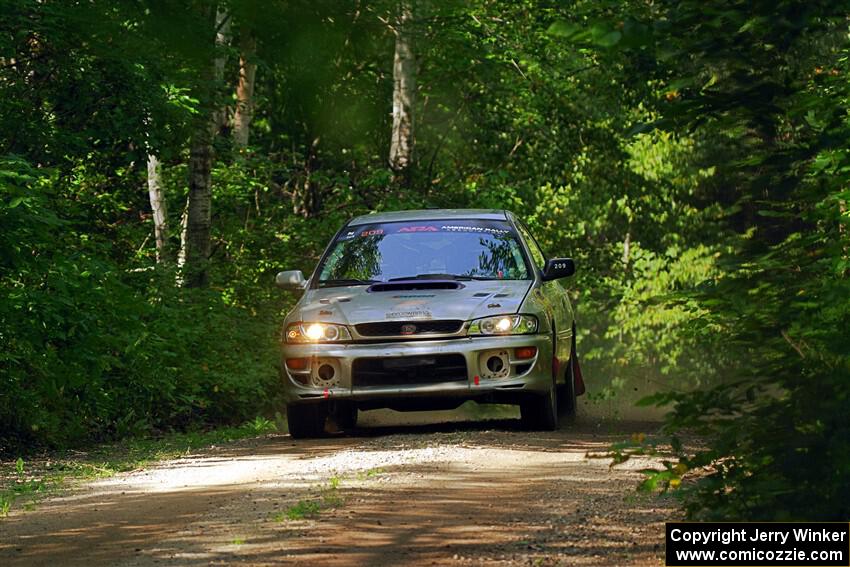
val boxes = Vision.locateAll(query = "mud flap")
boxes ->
[572,354,586,396]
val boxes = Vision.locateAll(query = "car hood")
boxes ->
[294,279,533,326]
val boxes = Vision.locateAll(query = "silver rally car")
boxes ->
[276,209,584,438]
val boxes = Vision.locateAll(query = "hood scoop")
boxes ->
[367,280,465,293]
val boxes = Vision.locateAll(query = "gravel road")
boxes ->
[0,410,677,566]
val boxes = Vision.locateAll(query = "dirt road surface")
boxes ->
[0,411,677,566]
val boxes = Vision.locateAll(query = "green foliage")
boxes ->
[578,0,850,520]
[0,155,280,451]
[355,468,384,481]
[277,476,345,521]
[0,459,48,518]
[280,499,322,521]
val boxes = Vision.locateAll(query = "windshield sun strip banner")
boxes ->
[337,220,514,241]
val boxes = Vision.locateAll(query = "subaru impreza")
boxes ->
[276,209,584,438]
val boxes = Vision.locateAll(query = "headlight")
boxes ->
[285,322,352,343]
[467,314,538,336]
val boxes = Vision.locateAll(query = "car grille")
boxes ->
[355,320,464,337]
[352,354,468,387]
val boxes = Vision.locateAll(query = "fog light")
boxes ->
[318,364,335,381]
[515,347,537,360]
[478,349,510,379]
[486,356,505,373]
[311,358,341,388]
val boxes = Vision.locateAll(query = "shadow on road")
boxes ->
[0,413,674,566]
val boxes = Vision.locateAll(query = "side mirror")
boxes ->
[276,270,307,290]
[542,258,575,281]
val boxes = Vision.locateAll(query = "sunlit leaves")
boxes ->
[547,18,652,50]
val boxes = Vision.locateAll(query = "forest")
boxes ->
[1,0,848,522]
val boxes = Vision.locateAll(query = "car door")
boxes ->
[514,220,575,365]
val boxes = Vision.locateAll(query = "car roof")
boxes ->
[347,208,510,226]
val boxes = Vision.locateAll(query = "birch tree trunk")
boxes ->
[177,199,189,273]
[146,153,168,263]
[389,0,415,181]
[182,5,228,288]
[232,26,257,150]
[212,9,231,134]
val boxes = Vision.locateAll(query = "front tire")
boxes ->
[520,380,558,431]
[286,403,328,439]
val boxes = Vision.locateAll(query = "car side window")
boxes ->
[516,222,546,271]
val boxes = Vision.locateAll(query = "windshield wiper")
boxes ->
[318,278,378,287]
[387,273,498,281]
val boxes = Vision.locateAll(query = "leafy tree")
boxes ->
[558,0,850,520]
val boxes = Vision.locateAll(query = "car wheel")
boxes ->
[286,403,328,439]
[334,402,358,430]
[520,379,558,431]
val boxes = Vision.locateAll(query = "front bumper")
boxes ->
[280,334,553,405]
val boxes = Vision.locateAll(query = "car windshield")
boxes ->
[317,220,531,286]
